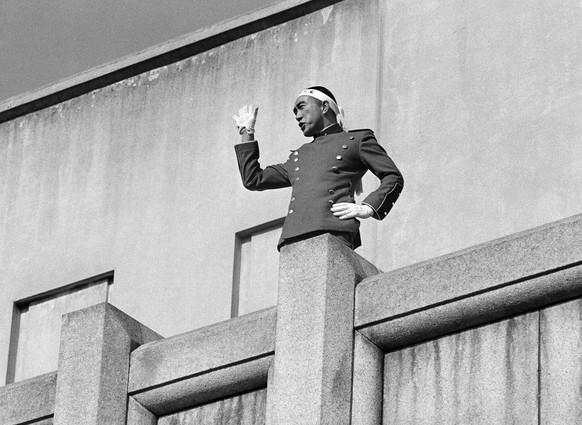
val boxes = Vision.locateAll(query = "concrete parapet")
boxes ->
[129,307,276,415]
[53,303,161,425]
[0,372,56,425]
[4,215,582,423]
[267,234,380,425]
[356,213,582,351]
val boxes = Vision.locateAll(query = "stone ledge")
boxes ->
[356,213,582,351]
[0,372,56,425]
[356,213,582,328]
[129,307,275,392]
[132,356,272,416]
[361,265,582,352]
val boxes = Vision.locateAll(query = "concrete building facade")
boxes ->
[1,0,581,418]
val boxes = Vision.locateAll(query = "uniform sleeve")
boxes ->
[235,141,291,191]
[358,131,404,220]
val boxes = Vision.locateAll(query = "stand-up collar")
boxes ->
[313,123,343,139]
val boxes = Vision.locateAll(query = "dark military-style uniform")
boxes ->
[235,123,403,250]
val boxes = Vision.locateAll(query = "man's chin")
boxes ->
[302,128,315,137]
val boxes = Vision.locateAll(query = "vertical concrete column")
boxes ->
[53,303,161,425]
[267,234,379,425]
[351,332,384,425]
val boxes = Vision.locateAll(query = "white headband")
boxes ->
[295,88,347,130]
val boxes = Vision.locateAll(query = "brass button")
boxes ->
[336,155,342,160]
[349,136,355,140]
[332,166,338,173]
[342,145,348,149]
[295,167,300,171]
[295,177,300,181]
[291,197,295,201]
[294,151,298,156]
[328,189,335,194]
[294,158,298,162]
[289,209,294,214]
[328,200,334,204]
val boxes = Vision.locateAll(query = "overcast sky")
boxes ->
[0,0,277,103]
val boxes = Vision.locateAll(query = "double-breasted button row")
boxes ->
[289,192,296,214]
[328,188,335,207]
[328,142,352,206]
[292,151,299,176]
[330,144,347,172]
[289,185,295,213]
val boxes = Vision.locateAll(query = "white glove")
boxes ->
[233,104,259,134]
[331,203,373,220]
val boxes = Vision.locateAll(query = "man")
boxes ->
[233,86,403,250]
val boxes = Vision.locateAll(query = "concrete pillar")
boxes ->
[267,234,379,425]
[351,332,384,425]
[53,303,161,425]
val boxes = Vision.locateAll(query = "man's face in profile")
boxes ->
[293,95,325,137]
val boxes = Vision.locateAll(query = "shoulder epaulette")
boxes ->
[348,128,374,133]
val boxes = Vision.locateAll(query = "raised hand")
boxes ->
[233,104,259,134]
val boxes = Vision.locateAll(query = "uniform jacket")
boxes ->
[235,123,403,250]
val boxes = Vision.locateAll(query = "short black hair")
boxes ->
[306,86,337,104]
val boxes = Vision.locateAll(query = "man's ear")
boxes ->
[321,101,330,114]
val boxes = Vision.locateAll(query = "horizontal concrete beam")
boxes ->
[0,0,341,124]
[133,356,272,416]
[129,307,276,415]
[356,213,582,351]
[0,372,56,425]
[361,265,582,352]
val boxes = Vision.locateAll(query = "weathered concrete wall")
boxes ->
[1,0,581,383]
[382,300,582,424]
[540,299,582,424]
[158,389,267,425]
[376,0,582,267]
[384,313,539,424]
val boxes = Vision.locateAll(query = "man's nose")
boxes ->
[295,112,302,121]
